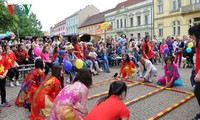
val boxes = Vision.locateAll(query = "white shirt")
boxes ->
[138,59,156,79]
[88,52,97,59]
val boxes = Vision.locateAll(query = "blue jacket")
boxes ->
[53,57,63,66]
[101,53,109,61]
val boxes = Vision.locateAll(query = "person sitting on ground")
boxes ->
[85,81,130,120]
[15,59,45,108]
[118,54,136,79]
[29,65,62,120]
[157,57,180,87]
[48,69,92,120]
[138,56,157,82]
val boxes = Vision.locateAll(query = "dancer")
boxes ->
[48,68,92,120]
[157,57,180,87]
[15,59,45,108]
[141,35,154,63]
[138,56,157,82]
[85,81,130,120]
[118,54,136,79]
[29,66,62,120]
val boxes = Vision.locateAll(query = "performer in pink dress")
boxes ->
[158,57,180,87]
[48,69,92,120]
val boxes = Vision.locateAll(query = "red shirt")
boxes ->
[0,55,10,75]
[3,52,16,67]
[14,49,30,62]
[196,42,200,75]
[142,42,154,59]
[85,95,130,120]
[74,44,83,59]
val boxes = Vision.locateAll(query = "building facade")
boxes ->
[54,19,66,36]
[78,9,113,40]
[154,0,200,39]
[66,5,99,35]
[105,0,153,40]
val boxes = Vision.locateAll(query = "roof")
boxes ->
[114,0,145,10]
[79,9,114,28]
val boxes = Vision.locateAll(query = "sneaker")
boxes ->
[0,102,11,107]
[10,82,15,87]
[15,81,20,86]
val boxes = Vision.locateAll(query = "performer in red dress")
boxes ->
[15,59,45,109]
[142,35,154,63]
[118,54,136,79]
[29,66,62,120]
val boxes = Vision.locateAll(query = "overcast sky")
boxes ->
[7,0,125,31]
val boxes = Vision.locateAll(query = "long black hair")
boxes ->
[144,35,150,53]
[97,81,127,105]
[71,35,78,46]
[73,68,92,88]
[51,65,63,81]
[123,54,130,62]
[35,59,44,70]
[188,25,200,47]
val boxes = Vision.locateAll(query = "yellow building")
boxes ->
[154,0,200,39]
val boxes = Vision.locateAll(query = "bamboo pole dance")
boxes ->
[148,93,194,120]
[88,82,142,100]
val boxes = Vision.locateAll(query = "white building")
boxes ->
[105,0,153,40]
[66,5,99,35]
[54,19,66,36]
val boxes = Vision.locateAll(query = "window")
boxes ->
[177,21,180,35]
[111,22,113,29]
[158,24,163,37]
[137,33,141,38]
[172,0,176,10]
[120,19,123,28]
[195,0,200,3]
[145,15,148,25]
[130,18,133,27]
[190,0,193,4]
[145,32,149,36]
[137,16,141,26]
[189,19,193,28]
[178,0,181,8]
[124,19,126,28]
[173,21,181,36]
[158,0,163,13]
[173,21,176,36]
[117,20,119,28]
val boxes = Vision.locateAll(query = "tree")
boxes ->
[0,0,18,32]
[0,0,43,37]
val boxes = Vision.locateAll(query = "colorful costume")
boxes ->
[29,76,61,120]
[158,63,180,86]
[142,42,154,59]
[15,68,45,107]
[49,81,88,120]
[120,60,136,78]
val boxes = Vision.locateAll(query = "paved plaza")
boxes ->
[0,64,199,120]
